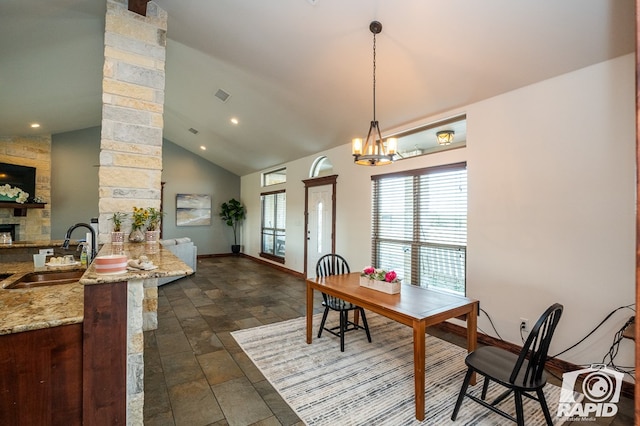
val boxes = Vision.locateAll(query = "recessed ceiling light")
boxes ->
[230,117,239,125]
[30,123,40,128]
[200,145,206,150]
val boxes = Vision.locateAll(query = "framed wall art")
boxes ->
[176,194,211,226]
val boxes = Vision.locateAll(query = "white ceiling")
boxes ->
[0,0,635,176]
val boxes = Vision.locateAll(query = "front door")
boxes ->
[306,184,334,277]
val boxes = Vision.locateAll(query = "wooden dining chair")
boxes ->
[451,303,563,426]
[316,253,372,352]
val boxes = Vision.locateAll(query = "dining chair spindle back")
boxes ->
[316,254,372,352]
[451,303,563,425]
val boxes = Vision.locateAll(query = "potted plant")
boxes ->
[146,207,163,231]
[219,198,246,254]
[145,207,163,243]
[109,212,127,243]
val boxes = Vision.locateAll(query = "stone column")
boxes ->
[99,0,166,244]
[99,1,167,424]
[127,279,145,425]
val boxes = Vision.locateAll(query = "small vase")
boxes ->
[129,228,145,243]
[111,231,125,244]
[145,230,160,243]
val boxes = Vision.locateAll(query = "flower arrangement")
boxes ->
[109,212,127,232]
[131,207,148,230]
[146,207,163,231]
[0,184,29,204]
[361,266,400,283]
[131,207,163,231]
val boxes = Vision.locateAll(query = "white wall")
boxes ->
[467,53,635,367]
[240,53,635,369]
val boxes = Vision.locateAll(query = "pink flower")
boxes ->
[363,266,375,275]
[385,271,397,282]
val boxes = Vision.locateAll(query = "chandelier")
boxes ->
[352,21,396,166]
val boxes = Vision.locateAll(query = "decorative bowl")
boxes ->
[94,254,128,275]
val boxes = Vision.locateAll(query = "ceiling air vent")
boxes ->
[214,88,231,103]
[188,127,199,135]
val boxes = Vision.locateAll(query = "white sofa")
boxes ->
[158,237,197,286]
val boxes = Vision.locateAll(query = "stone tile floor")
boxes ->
[143,256,634,425]
[144,256,319,425]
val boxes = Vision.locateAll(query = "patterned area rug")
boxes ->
[232,313,569,425]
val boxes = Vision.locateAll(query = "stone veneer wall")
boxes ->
[127,279,145,424]
[142,276,159,331]
[99,0,166,244]
[0,136,52,241]
[99,1,167,424]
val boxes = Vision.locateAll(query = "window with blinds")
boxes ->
[261,190,286,262]
[371,162,467,294]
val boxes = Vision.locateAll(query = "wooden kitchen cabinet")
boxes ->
[0,323,83,425]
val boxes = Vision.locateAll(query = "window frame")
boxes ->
[389,114,466,161]
[260,189,286,263]
[262,167,287,187]
[371,162,467,295]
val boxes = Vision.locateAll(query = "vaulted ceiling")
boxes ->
[0,0,635,175]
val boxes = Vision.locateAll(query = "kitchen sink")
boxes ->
[4,269,85,289]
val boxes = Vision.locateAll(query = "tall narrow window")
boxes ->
[260,190,286,263]
[371,162,467,294]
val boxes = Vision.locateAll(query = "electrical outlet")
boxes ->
[520,318,529,332]
[39,248,54,256]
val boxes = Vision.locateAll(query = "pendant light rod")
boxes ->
[371,21,381,122]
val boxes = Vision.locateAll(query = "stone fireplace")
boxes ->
[0,136,52,241]
[0,224,17,241]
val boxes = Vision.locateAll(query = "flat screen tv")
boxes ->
[0,162,36,202]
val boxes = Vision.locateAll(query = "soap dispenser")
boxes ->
[79,243,89,267]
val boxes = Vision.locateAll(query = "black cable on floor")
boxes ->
[602,316,634,365]
[549,303,635,359]
[481,304,636,381]
[599,315,636,381]
[479,307,504,341]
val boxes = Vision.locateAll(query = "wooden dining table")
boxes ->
[306,272,479,421]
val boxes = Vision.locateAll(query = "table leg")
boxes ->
[413,320,426,421]
[306,282,313,344]
[467,301,478,385]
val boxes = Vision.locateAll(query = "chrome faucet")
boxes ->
[62,223,97,262]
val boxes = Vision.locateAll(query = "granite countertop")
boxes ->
[0,242,194,335]
[81,242,193,285]
[0,260,84,334]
